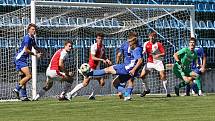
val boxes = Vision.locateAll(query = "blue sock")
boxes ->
[186,84,191,95]
[20,87,27,97]
[88,69,106,76]
[126,86,133,95]
[117,85,126,94]
[124,91,129,97]
[15,83,22,91]
[191,83,198,94]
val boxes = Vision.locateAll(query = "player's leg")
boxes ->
[112,75,126,99]
[190,71,202,95]
[140,66,150,97]
[123,77,134,101]
[13,65,32,99]
[159,70,171,97]
[88,77,105,100]
[20,83,30,101]
[65,77,91,100]
[33,77,53,100]
[58,75,74,100]
[13,72,25,99]
[173,65,193,96]
[87,65,118,77]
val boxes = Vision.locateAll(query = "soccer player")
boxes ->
[140,31,171,97]
[33,40,74,100]
[64,33,112,100]
[66,32,143,101]
[112,32,139,99]
[185,47,206,96]
[13,23,42,101]
[173,37,199,96]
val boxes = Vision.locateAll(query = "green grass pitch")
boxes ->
[0,94,215,121]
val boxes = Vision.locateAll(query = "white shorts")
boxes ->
[46,68,66,81]
[143,60,165,72]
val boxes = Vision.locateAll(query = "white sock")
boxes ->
[142,82,147,91]
[199,90,202,95]
[69,83,84,96]
[60,91,66,98]
[162,80,170,94]
[142,80,148,91]
[90,86,101,97]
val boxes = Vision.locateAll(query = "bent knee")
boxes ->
[100,82,105,87]
[26,74,32,79]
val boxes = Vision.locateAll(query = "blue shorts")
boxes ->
[118,75,131,83]
[15,60,28,71]
[113,64,129,75]
[192,68,201,75]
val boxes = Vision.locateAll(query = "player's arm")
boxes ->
[173,51,181,65]
[59,52,71,77]
[116,43,124,64]
[102,46,112,65]
[23,37,41,57]
[116,52,122,64]
[32,39,44,54]
[200,52,207,73]
[129,47,143,76]
[155,42,165,58]
[142,42,147,54]
[90,45,107,64]
[173,48,186,68]
[59,59,70,76]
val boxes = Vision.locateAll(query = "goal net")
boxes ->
[0,1,195,100]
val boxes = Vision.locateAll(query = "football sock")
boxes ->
[20,87,27,97]
[69,83,84,96]
[88,70,105,76]
[126,86,133,95]
[195,76,201,91]
[162,80,170,94]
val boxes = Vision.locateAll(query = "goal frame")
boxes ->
[30,0,195,99]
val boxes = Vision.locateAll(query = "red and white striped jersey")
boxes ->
[88,43,105,69]
[49,49,68,70]
[143,41,165,63]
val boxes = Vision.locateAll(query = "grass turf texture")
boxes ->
[0,94,215,121]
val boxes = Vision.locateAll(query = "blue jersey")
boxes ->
[15,34,36,62]
[124,46,143,71]
[119,41,141,64]
[113,46,143,75]
[119,42,130,64]
[191,47,205,69]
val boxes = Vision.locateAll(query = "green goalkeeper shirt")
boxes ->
[176,47,198,70]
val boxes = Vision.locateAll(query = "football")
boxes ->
[80,63,90,73]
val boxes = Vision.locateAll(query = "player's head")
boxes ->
[64,40,73,52]
[128,32,137,49]
[27,23,37,36]
[96,33,104,46]
[189,37,196,51]
[149,31,157,43]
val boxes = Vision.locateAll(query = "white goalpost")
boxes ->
[0,0,195,100]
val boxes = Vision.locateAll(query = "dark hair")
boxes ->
[27,23,37,31]
[190,37,196,43]
[96,33,104,38]
[64,40,73,46]
[149,31,157,37]
[128,32,137,39]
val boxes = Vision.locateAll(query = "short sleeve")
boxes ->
[157,42,165,53]
[60,50,68,60]
[177,48,187,56]
[90,44,97,55]
[134,47,143,60]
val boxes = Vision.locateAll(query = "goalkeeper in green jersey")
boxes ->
[173,37,199,96]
